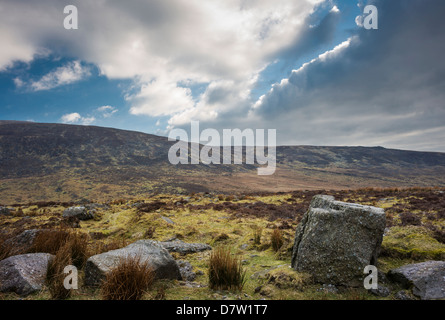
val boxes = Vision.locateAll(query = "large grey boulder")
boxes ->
[388,261,445,300]
[84,240,182,286]
[63,206,94,220]
[291,195,386,287]
[0,253,54,296]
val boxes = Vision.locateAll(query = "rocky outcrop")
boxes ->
[0,253,54,296]
[84,240,182,286]
[291,195,386,287]
[62,206,95,221]
[388,260,445,300]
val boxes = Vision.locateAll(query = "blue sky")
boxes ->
[1,0,444,151]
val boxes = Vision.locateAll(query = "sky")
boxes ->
[0,0,444,152]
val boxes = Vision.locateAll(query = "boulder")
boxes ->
[0,253,54,296]
[3,229,41,255]
[84,240,182,286]
[387,260,445,300]
[291,195,386,287]
[159,240,212,255]
[62,206,94,220]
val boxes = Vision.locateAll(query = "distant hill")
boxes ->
[1,120,445,204]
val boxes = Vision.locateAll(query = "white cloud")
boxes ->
[0,0,325,118]
[80,116,96,125]
[60,112,95,125]
[60,113,82,124]
[29,61,90,91]
[330,5,340,13]
[97,105,118,118]
[129,78,195,117]
[13,77,24,88]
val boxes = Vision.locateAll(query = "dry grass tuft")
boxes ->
[29,228,71,255]
[253,226,262,245]
[271,228,284,252]
[208,246,246,291]
[46,243,73,300]
[101,255,155,300]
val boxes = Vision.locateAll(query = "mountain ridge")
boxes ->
[1,120,445,204]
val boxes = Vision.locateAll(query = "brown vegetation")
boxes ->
[101,256,155,300]
[208,246,246,291]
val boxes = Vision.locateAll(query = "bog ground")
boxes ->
[1,187,444,300]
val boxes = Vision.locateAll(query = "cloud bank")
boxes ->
[1,0,445,151]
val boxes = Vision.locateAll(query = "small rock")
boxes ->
[177,260,196,281]
[0,206,11,216]
[394,290,416,300]
[160,216,175,225]
[196,270,204,276]
[63,206,94,221]
[317,284,339,294]
[370,285,391,297]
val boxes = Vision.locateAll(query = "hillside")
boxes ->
[1,120,445,204]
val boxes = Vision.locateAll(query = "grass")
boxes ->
[208,246,246,291]
[46,241,73,300]
[0,187,444,300]
[271,228,284,252]
[101,255,155,300]
[253,226,262,245]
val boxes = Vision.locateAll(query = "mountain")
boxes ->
[1,120,445,204]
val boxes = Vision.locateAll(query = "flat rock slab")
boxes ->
[159,240,212,255]
[388,261,445,300]
[63,206,94,220]
[291,195,386,287]
[84,240,182,286]
[0,253,54,296]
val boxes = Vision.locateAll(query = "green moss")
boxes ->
[381,226,445,260]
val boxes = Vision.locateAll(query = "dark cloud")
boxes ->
[274,5,341,68]
[251,0,445,151]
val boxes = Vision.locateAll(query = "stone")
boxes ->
[62,206,94,220]
[370,285,391,297]
[0,206,11,216]
[394,290,416,300]
[387,260,445,300]
[0,253,54,296]
[84,240,182,286]
[291,195,386,287]
[160,216,175,225]
[317,284,339,294]
[3,229,41,255]
[159,240,212,255]
[177,260,196,281]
